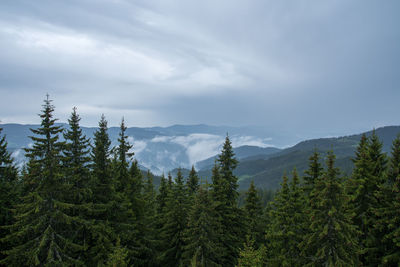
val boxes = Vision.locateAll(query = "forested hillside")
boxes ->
[183,126,400,190]
[1,97,400,266]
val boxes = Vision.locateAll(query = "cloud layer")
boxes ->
[1,0,400,139]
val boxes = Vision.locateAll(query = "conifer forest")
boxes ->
[0,97,399,267]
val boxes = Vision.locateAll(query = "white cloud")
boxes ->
[150,133,272,166]
[127,137,147,154]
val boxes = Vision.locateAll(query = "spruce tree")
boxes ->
[363,131,388,265]
[159,169,189,266]
[301,151,360,266]
[0,126,19,262]
[182,184,221,266]
[266,170,305,266]
[303,149,323,197]
[154,173,169,264]
[187,165,199,196]
[1,96,83,266]
[211,135,244,266]
[237,236,265,267]
[347,132,387,265]
[106,237,128,267]
[62,107,92,262]
[88,114,115,265]
[373,134,400,265]
[141,170,157,266]
[114,118,133,193]
[243,180,264,247]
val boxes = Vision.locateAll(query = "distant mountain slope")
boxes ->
[0,123,276,174]
[3,123,400,190]
[196,145,281,170]
[195,126,400,190]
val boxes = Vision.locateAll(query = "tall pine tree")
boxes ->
[243,180,264,247]
[373,134,400,265]
[211,135,244,266]
[2,96,83,266]
[301,151,360,266]
[182,183,221,266]
[159,169,189,266]
[88,114,115,265]
[62,107,92,263]
[0,126,19,262]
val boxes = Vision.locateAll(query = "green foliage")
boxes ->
[107,237,128,267]
[87,114,115,265]
[373,134,400,265]
[183,184,221,267]
[159,169,189,266]
[187,165,200,196]
[114,118,133,192]
[243,181,264,246]
[0,126,19,261]
[1,96,83,266]
[301,152,360,266]
[303,149,323,197]
[236,236,265,267]
[211,135,245,266]
[346,132,388,265]
[61,107,93,263]
[266,170,306,266]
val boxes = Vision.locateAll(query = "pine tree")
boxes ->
[114,118,133,193]
[347,132,387,265]
[237,236,265,267]
[373,134,400,265]
[88,114,115,265]
[303,149,323,197]
[187,165,199,196]
[266,170,305,266]
[156,173,169,216]
[159,169,189,266]
[1,96,83,266]
[62,107,92,262]
[0,126,19,262]
[182,184,221,266]
[301,151,360,266]
[243,180,264,247]
[141,170,157,266]
[154,173,169,264]
[106,237,128,267]
[363,131,388,265]
[211,135,244,266]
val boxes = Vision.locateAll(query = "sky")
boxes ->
[0,0,399,140]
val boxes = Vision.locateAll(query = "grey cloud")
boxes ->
[0,0,399,140]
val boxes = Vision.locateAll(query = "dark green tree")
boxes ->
[303,149,323,197]
[373,134,400,265]
[0,126,19,262]
[114,118,133,193]
[266,170,305,266]
[187,165,199,196]
[363,131,388,265]
[211,135,244,266]
[88,114,115,265]
[1,96,83,266]
[244,180,264,247]
[62,107,92,262]
[182,184,221,266]
[106,237,128,267]
[237,236,265,267]
[159,169,189,266]
[301,151,360,266]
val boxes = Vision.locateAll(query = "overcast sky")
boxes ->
[0,0,399,139]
